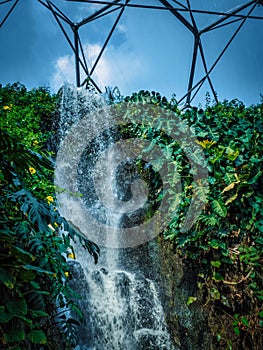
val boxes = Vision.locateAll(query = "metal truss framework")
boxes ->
[1,0,263,105]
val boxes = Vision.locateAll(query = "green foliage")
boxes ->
[0,82,55,148]
[124,90,263,348]
[0,83,99,349]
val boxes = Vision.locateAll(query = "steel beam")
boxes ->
[73,25,81,87]
[1,0,262,104]
[0,0,19,28]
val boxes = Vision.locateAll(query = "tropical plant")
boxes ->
[123,90,263,348]
[0,83,99,349]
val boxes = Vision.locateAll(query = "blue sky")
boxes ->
[0,0,263,106]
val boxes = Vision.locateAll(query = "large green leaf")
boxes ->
[4,329,25,343]
[30,310,49,318]
[19,269,36,282]
[0,128,52,173]
[0,306,13,323]
[11,189,51,233]
[22,264,53,275]
[6,298,27,317]
[10,245,35,264]
[0,267,16,289]
[212,200,227,218]
[225,193,238,206]
[0,229,14,243]
[28,330,47,344]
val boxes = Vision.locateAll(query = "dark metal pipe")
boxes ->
[78,0,122,28]
[200,0,255,34]
[73,26,81,87]
[66,0,263,20]
[198,39,218,103]
[0,0,19,29]
[89,0,130,76]
[178,2,257,104]
[158,0,194,33]
[37,0,72,24]
[186,36,199,105]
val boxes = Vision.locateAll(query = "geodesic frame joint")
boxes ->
[1,0,263,105]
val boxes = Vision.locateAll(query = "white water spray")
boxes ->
[55,85,179,350]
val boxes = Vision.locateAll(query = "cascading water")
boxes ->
[55,85,179,350]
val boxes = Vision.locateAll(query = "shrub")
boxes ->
[0,83,99,349]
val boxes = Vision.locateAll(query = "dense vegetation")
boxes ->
[1,83,262,349]
[123,90,263,349]
[0,83,99,349]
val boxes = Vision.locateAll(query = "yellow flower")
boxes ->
[64,272,69,278]
[29,167,36,175]
[67,253,76,260]
[46,196,54,204]
[196,139,216,149]
[3,105,11,111]
[32,140,39,146]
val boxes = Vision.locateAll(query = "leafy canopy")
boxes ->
[0,83,99,350]
[122,89,263,348]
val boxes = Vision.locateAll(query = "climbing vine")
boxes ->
[122,90,263,349]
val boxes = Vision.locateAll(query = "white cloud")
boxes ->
[51,55,76,91]
[117,23,127,33]
[50,42,144,94]
[85,43,112,84]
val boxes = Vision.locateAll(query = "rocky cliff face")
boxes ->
[68,237,213,350]
[156,236,212,350]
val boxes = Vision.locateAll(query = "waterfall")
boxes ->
[55,85,179,350]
